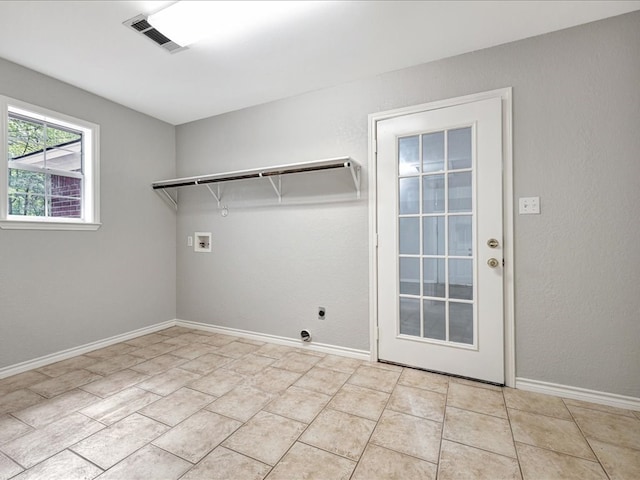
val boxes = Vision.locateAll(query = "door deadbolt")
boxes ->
[487,238,499,248]
[487,258,500,268]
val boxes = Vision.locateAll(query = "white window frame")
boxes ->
[0,95,100,230]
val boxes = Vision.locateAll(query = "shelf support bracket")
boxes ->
[159,188,177,210]
[205,184,222,208]
[265,174,282,203]
[349,164,361,199]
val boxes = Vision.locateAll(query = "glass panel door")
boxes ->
[397,126,475,346]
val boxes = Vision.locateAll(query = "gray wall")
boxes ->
[176,11,640,397]
[0,58,177,369]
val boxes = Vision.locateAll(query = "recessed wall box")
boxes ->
[194,232,212,252]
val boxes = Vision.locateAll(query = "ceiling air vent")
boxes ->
[123,14,186,54]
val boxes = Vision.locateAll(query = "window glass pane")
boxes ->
[399,177,419,215]
[450,302,473,344]
[399,217,420,255]
[50,175,82,218]
[399,297,420,337]
[449,215,472,257]
[423,300,445,340]
[448,172,472,213]
[8,115,44,161]
[422,131,444,173]
[449,259,473,300]
[422,175,444,214]
[423,258,445,298]
[399,257,420,296]
[398,136,419,176]
[448,127,472,170]
[423,216,444,256]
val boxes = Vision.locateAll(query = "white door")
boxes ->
[376,96,504,383]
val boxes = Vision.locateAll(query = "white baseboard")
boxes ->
[176,319,370,361]
[516,377,640,412]
[0,320,176,380]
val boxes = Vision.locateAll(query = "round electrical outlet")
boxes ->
[300,330,311,342]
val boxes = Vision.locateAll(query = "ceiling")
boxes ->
[0,1,638,125]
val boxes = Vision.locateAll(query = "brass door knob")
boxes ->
[487,238,499,248]
[487,258,500,268]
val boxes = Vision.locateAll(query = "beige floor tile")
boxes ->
[94,444,191,480]
[589,438,640,480]
[450,376,503,392]
[71,413,168,469]
[328,383,389,421]
[222,411,306,465]
[370,409,442,463]
[180,353,234,375]
[387,384,446,422]
[247,367,302,394]
[80,386,160,425]
[13,389,98,428]
[207,385,275,422]
[348,365,400,393]
[270,352,322,373]
[85,354,145,376]
[136,368,201,396]
[139,387,214,426]
[265,386,331,423]
[444,406,516,458]
[516,442,606,480]
[29,369,103,398]
[153,410,242,463]
[397,368,449,394]
[563,398,637,418]
[569,405,640,450]
[172,332,215,345]
[201,334,239,347]
[504,388,571,419]
[293,367,350,396]
[0,389,45,414]
[37,355,98,377]
[447,382,507,418]
[368,362,404,372]
[439,440,521,480]
[235,338,266,347]
[0,451,23,480]
[129,353,187,375]
[158,326,194,337]
[169,343,219,359]
[0,371,50,397]
[216,341,262,358]
[351,443,436,480]
[124,333,170,348]
[224,354,275,376]
[0,414,33,444]
[85,343,136,359]
[188,368,244,396]
[1,412,104,468]
[80,369,149,398]
[129,342,178,360]
[509,408,595,460]
[300,408,376,461]
[266,442,356,480]
[181,447,270,480]
[10,450,102,480]
[315,355,363,374]
[253,343,296,359]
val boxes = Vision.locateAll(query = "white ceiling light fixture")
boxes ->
[147,0,320,48]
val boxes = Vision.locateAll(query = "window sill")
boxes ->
[0,220,102,231]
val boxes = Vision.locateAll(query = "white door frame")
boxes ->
[368,88,515,387]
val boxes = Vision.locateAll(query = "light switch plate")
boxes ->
[519,197,540,215]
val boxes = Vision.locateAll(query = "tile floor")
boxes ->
[0,326,639,479]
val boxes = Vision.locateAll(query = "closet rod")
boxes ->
[151,157,355,190]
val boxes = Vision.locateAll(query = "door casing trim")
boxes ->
[368,88,515,387]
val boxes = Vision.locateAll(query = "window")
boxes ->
[0,96,100,230]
